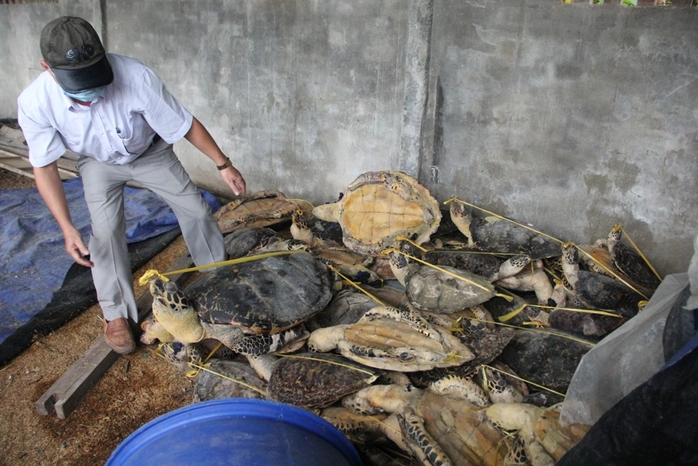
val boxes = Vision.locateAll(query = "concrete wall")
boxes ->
[107,0,411,206]
[420,1,698,276]
[1,0,696,275]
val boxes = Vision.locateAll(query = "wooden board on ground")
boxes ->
[35,250,195,419]
[0,123,78,180]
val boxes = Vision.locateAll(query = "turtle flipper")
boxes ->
[207,324,309,356]
[398,408,453,466]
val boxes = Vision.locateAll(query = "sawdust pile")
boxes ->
[0,169,192,465]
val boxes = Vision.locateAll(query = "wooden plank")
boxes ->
[0,148,78,180]
[36,248,195,419]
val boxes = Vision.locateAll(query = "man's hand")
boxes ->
[34,162,94,267]
[220,164,247,196]
[64,226,93,267]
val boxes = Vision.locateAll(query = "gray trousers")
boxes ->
[77,138,226,322]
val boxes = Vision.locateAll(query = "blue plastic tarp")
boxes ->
[0,177,221,347]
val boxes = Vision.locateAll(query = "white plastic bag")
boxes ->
[561,234,698,426]
[559,273,689,426]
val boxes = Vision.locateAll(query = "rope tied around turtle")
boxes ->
[567,240,650,301]
[137,249,304,286]
[277,353,378,377]
[186,362,267,396]
[443,197,565,245]
[481,363,566,398]
[380,244,514,302]
[325,264,386,306]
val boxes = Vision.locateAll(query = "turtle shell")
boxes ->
[497,329,595,392]
[313,171,442,255]
[267,352,379,409]
[569,268,643,319]
[309,288,380,329]
[424,249,503,279]
[184,252,332,334]
[548,307,624,339]
[214,190,300,233]
[193,359,267,402]
[223,227,279,259]
[405,265,496,313]
[450,202,561,260]
[415,391,511,464]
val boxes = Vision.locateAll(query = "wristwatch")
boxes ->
[216,157,232,171]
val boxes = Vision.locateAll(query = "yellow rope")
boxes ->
[277,353,378,377]
[527,303,625,318]
[382,247,513,302]
[138,250,303,286]
[482,364,566,398]
[471,317,597,347]
[186,363,267,396]
[574,241,649,300]
[497,305,528,322]
[394,235,428,253]
[444,197,565,245]
[186,342,225,378]
[617,224,662,281]
[326,265,386,306]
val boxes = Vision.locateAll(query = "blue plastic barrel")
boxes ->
[106,399,361,466]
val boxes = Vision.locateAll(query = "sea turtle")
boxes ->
[214,190,301,233]
[313,248,381,284]
[223,227,280,259]
[561,242,643,319]
[493,259,555,305]
[193,358,268,402]
[307,305,475,372]
[389,241,498,314]
[449,199,562,260]
[247,352,380,409]
[341,382,513,466]
[424,249,532,282]
[483,294,551,327]
[146,252,333,356]
[312,171,442,255]
[607,224,661,291]
[485,403,590,466]
[497,328,595,393]
[408,307,516,396]
[308,288,383,330]
[290,209,343,249]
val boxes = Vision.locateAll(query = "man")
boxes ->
[17,16,246,354]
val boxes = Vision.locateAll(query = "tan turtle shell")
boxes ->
[214,190,302,233]
[313,171,442,255]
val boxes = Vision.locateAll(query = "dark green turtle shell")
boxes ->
[497,329,595,392]
[194,359,267,402]
[468,216,561,260]
[184,252,332,334]
[572,269,643,319]
[223,227,279,259]
[424,249,502,278]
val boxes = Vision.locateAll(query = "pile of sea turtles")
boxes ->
[140,171,660,466]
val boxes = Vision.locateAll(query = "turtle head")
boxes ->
[608,224,622,245]
[561,242,579,265]
[387,242,410,286]
[149,278,193,318]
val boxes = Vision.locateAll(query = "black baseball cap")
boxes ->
[40,16,113,92]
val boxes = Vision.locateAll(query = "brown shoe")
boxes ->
[104,318,136,354]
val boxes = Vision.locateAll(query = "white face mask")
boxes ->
[63,86,106,102]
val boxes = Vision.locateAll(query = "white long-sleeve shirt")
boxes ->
[18,53,193,167]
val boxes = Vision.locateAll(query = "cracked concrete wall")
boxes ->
[420,1,698,276]
[1,0,696,275]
